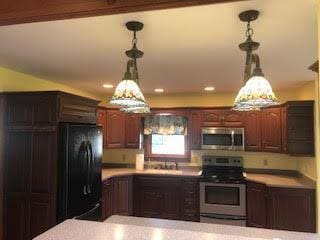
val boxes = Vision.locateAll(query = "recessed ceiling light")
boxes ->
[204,87,215,91]
[154,88,164,93]
[205,87,215,91]
[103,84,114,89]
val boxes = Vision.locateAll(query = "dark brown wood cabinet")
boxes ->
[101,109,141,149]
[106,110,126,148]
[285,101,314,156]
[113,176,133,216]
[133,176,199,221]
[245,111,262,151]
[125,114,142,149]
[188,111,202,150]
[261,107,282,153]
[97,108,107,148]
[267,187,316,233]
[3,91,99,240]
[101,179,113,221]
[247,180,316,233]
[201,109,244,127]
[246,181,267,228]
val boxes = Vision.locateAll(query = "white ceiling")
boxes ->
[0,0,317,98]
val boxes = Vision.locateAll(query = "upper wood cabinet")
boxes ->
[97,108,107,148]
[125,114,142,149]
[102,109,141,149]
[261,107,282,153]
[188,111,202,150]
[0,0,239,26]
[245,111,262,151]
[106,110,126,149]
[285,101,314,156]
[6,92,99,126]
[201,109,244,127]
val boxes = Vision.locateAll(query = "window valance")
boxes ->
[144,115,188,135]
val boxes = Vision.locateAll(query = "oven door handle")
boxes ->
[200,213,246,221]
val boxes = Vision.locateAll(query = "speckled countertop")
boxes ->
[34,216,320,240]
[102,168,315,189]
[101,168,201,180]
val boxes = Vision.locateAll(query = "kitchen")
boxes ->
[0,0,319,240]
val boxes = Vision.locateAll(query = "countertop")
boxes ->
[34,216,320,240]
[102,168,316,189]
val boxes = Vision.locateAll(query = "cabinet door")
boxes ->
[101,179,113,221]
[202,110,224,127]
[281,107,288,153]
[113,176,132,216]
[4,196,28,240]
[267,187,316,233]
[223,110,244,127]
[5,131,32,193]
[246,181,267,228]
[134,177,181,220]
[125,114,141,149]
[245,112,262,151]
[97,109,107,148]
[181,178,200,222]
[29,196,54,239]
[261,108,282,152]
[188,111,202,150]
[106,110,125,148]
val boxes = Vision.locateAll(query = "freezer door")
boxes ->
[57,124,102,222]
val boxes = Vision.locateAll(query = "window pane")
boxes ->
[151,134,185,155]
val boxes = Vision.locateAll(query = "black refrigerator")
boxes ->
[57,123,103,222]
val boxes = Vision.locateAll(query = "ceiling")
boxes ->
[0,0,317,98]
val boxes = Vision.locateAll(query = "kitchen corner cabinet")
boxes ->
[4,91,99,240]
[246,181,316,233]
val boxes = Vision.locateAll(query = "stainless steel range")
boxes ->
[200,155,246,226]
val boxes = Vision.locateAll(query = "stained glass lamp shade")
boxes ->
[233,75,279,111]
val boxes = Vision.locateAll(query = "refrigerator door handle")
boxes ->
[85,143,91,195]
[79,141,88,196]
[87,141,94,194]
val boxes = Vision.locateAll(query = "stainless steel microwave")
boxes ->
[201,127,244,151]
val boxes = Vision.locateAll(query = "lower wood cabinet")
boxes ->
[133,176,199,221]
[267,187,316,233]
[101,179,113,221]
[246,181,316,233]
[113,176,133,216]
[246,181,267,228]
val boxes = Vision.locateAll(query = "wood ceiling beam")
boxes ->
[0,0,245,26]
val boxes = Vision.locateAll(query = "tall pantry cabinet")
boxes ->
[3,91,99,240]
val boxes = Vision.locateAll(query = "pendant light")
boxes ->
[109,21,150,113]
[233,10,279,111]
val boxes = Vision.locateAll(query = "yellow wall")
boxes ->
[0,67,100,100]
[316,0,320,232]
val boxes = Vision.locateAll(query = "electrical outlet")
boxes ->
[263,159,268,166]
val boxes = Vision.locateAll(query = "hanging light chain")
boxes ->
[132,31,138,46]
[245,21,254,38]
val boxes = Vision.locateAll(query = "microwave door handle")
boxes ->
[231,131,235,148]
[200,214,245,221]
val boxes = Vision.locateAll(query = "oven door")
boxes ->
[201,128,244,150]
[200,182,246,217]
